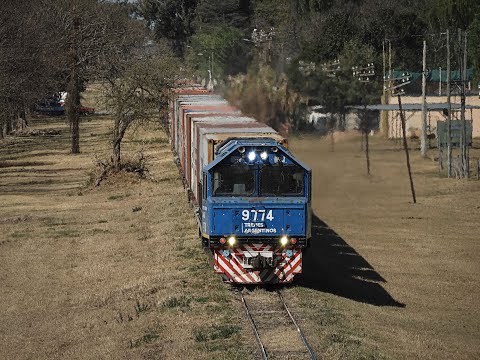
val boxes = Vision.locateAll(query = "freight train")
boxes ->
[168,83,311,284]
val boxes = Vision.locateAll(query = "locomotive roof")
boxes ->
[204,138,310,172]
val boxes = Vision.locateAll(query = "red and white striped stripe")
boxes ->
[213,244,302,284]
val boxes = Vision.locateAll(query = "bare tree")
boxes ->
[0,0,60,138]
[40,0,139,153]
[103,44,183,169]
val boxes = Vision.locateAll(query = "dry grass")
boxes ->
[285,132,480,359]
[0,115,252,359]
[2,109,479,360]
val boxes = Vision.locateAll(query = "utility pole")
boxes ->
[399,94,417,203]
[387,72,416,203]
[439,67,442,96]
[446,29,452,177]
[388,41,392,138]
[352,63,375,176]
[380,41,388,137]
[421,40,428,157]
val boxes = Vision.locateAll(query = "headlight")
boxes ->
[280,235,288,246]
[260,151,268,160]
[227,236,236,246]
[247,151,256,161]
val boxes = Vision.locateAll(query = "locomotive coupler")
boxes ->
[251,254,274,269]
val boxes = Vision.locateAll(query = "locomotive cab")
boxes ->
[200,138,311,283]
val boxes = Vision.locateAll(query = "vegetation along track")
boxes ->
[239,288,318,360]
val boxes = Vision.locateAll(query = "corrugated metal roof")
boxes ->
[206,133,283,141]
[200,126,276,134]
[194,116,257,122]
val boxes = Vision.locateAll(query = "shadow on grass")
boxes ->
[297,214,405,307]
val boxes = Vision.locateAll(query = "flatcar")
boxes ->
[169,86,311,284]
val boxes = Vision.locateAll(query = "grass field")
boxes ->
[1,112,479,359]
[0,115,252,359]
[287,133,480,359]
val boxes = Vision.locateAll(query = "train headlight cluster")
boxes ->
[227,236,236,246]
[242,148,271,163]
[279,236,298,247]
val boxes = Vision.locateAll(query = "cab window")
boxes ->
[260,164,304,196]
[212,164,255,197]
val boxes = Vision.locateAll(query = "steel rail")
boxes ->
[239,289,318,360]
[277,290,318,360]
[240,291,268,360]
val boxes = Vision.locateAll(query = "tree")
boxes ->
[136,0,198,57]
[0,0,60,138]
[187,25,248,81]
[103,44,183,169]
[40,0,138,153]
[194,0,252,30]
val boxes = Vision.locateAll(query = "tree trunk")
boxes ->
[365,130,370,175]
[113,137,121,169]
[67,11,81,154]
[6,114,13,135]
[67,67,81,153]
[112,118,128,170]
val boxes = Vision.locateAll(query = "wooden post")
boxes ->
[477,159,479,180]
[439,146,444,172]
[398,95,416,203]
[365,130,370,175]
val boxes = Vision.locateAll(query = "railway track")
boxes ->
[239,289,318,360]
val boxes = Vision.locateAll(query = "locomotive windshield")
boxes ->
[213,164,255,196]
[259,164,304,196]
[211,161,305,197]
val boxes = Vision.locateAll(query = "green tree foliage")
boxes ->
[469,16,480,84]
[195,0,252,29]
[425,0,480,82]
[137,0,198,57]
[187,25,248,80]
[427,0,480,29]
